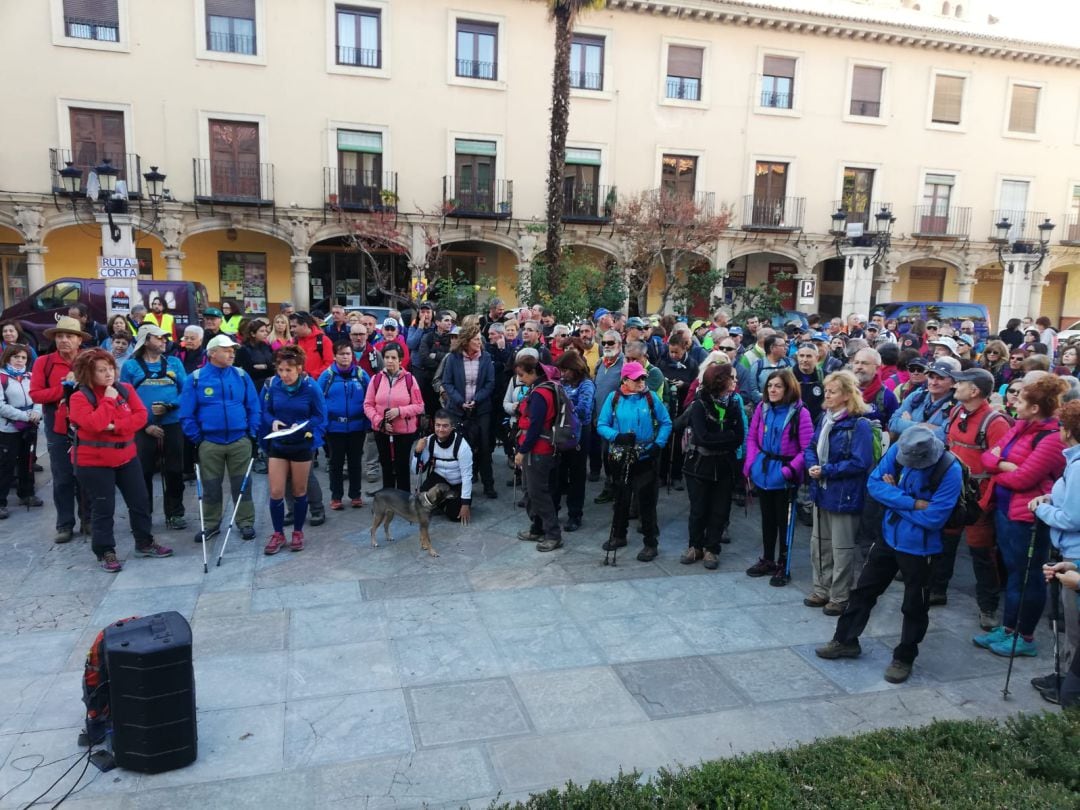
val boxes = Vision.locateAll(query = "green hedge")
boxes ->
[489,711,1080,809]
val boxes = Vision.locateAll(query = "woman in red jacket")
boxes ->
[68,348,170,572]
[974,375,1068,657]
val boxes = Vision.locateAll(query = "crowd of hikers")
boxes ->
[1,298,1078,704]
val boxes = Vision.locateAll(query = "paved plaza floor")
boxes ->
[0,458,1056,809]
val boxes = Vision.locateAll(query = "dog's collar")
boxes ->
[418,490,436,509]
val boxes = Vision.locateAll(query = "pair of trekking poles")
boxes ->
[193,457,255,573]
[1002,522,1062,701]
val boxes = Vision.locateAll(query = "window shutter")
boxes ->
[851,66,883,103]
[1008,85,1039,133]
[931,75,964,124]
[925,173,955,187]
[763,55,796,78]
[565,148,601,166]
[667,45,703,79]
[206,0,255,17]
[63,0,119,24]
[455,139,497,157]
[337,130,382,154]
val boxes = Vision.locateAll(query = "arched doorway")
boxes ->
[727,250,802,313]
[433,239,519,310]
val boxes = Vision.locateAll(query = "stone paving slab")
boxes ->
[0,461,1063,809]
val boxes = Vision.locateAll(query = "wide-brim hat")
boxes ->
[44,316,91,341]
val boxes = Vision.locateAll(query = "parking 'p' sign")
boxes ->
[97,256,139,279]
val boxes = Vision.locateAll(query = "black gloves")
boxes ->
[614,432,636,447]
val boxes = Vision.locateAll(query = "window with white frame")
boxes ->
[931,74,964,125]
[563,148,604,218]
[335,5,380,68]
[850,66,884,118]
[456,19,498,80]
[62,0,118,41]
[761,56,795,109]
[1007,84,1040,134]
[336,130,384,208]
[1067,184,1080,242]
[206,0,256,55]
[570,34,604,91]
[918,173,956,235]
[665,46,703,101]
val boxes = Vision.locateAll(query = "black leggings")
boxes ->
[758,488,792,562]
[374,431,416,491]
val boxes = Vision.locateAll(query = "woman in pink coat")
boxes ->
[363,343,424,491]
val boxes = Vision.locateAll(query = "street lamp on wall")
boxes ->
[994,216,1054,278]
[830,204,895,270]
[55,159,168,243]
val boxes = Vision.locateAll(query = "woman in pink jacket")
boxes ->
[974,375,1067,658]
[363,343,424,491]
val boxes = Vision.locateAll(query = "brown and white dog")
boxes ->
[369,484,452,557]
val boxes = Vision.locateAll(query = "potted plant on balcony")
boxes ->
[379,189,398,209]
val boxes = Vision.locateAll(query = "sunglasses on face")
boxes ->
[720,345,737,351]
[601,340,617,347]
[1010,356,1024,361]
[910,367,927,374]
[985,350,999,355]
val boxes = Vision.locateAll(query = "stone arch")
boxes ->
[307,221,411,255]
[178,216,293,250]
[563,233,623,265]
[436,227,523,262]
[728,243,806,270]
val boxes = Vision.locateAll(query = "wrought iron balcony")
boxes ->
[831,201,892,231]
[443,177,512,219]
[1062,212,1080,245]
[562,184,617,223]
[741,195,805,231]
[207,30,255,55]
[570,70,603,91]
[64,16,118,41]
[456,59,497,80]
[650,189,716,223]
[324,169,397,213]
[760,91,792,109]
[336,46,380,68]
[911,205,971,239]
[193,158,274,205]
[989,209,1050,243]
[50,148,143,197]
[665,76,701,101]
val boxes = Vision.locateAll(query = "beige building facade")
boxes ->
[2,0,1079,328]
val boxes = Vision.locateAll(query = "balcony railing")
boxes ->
[207,30,255,55]
[50,148,142,197]
[443,177,512,218]
[741,195,805,231]
[456,59,496,80]
[324,168,397,212]
[760,91,792,109]
[193,158,274,205]
[832,200,892,231]
[569,70,603,91]
[989,209,1049,243]
[651,188,716,222]
[562,184,617,222]
[336,46,380,68]
[849,99,881,117]
[65,16,118,41]
[911,205,972,239]
[665,76,701,101]
[1062,212,1080,245]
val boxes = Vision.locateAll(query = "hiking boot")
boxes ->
[973,626,1010,650]
[194,528,219,544]
[702,551,719,570]
[264,532,287,555]
[989,635,1037,658]
[769,570,790,587]
[54,527,74,543]
[309,509,326,526]
[240,526,256,541]
[330,499,344,511]
[680,547,702,565]
[636,545,658,562]
[594,489,614,504]
[99,551,123,573]
[746,558,777,578]
[1031,673,1059,691]
[351,498,364,508]
[602,537,628,551]
[537,537,563,552]
[290,531,305,552]
[0,506,8,520]
[484,487,498,499]
[803,593,829,608]
[978,611,998,631]
[815,639,861,659]
[1037,684,1061,705]
[928,592,948,607]
[165,515,188,530]
[564,517,581,532]
[823,601,847,617]
[517,528,543,542]
[18,496,43,507]
[884,659,913,684]
[134,542,173,558]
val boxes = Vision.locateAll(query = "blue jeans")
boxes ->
[994,510,1049,638]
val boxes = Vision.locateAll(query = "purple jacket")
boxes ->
[743,400,814,485]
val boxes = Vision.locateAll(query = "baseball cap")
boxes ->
[621,361,647,380]
[949,367,995,397]
[926,320,941,329]
[133,323,169,351]
[381,318,398,330]
[811,332,830,342]
[728,326,743,336]
[872,309,885,317]
[865,323,880,332]
[956,333,975,347]
[418,302,433,311]
[203,307,224,319]
[927,357,961,376]
[625,317,647,329]
[906,356,929,371]
[690,320,707,333]
[206,334,240,351]
[450,326,461,335]
[593,307,610,321]
[928,336,959,356]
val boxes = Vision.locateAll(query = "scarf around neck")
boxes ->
[816,408,848,481]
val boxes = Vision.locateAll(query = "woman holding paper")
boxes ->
[260,345,327,555]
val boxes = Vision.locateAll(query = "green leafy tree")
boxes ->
[518,249,625,323]
[728,271,792,326]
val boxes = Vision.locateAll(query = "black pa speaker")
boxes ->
[103,611,197,773]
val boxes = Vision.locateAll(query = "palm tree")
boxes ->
[544,0,605,292]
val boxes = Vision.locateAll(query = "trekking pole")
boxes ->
[1002,522,1039,699]
[215,457,255,567]
[195,462,208,574]
[1048,552,1063,700]
[783,487,797,580]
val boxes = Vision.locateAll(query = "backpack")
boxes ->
[945,407,1012,455]
[322,365,364,397]
[371,370,415,400]
[908,451,980,530]
[419,432,465,474]
[133,357,182,392]
[82,616,140,744]
[536,380,580,452]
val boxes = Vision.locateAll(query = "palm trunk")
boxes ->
[544,5,573,292]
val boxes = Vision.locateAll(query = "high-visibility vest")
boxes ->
[145,312,176,340]
[221,314,243,335]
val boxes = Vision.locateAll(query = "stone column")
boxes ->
[162,249,185,281]
[515,262,532,304]
[955,266,976,304]
[839,249,876,318]
[18,243,47,290]
[998,257,1033,326]
[1027,268,1047,320]
[794,271,819,313]
[291,254,312,311]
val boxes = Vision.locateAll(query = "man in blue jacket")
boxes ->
[179,334,261,543]
[596,361,672,561]
[816,424,962,684]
